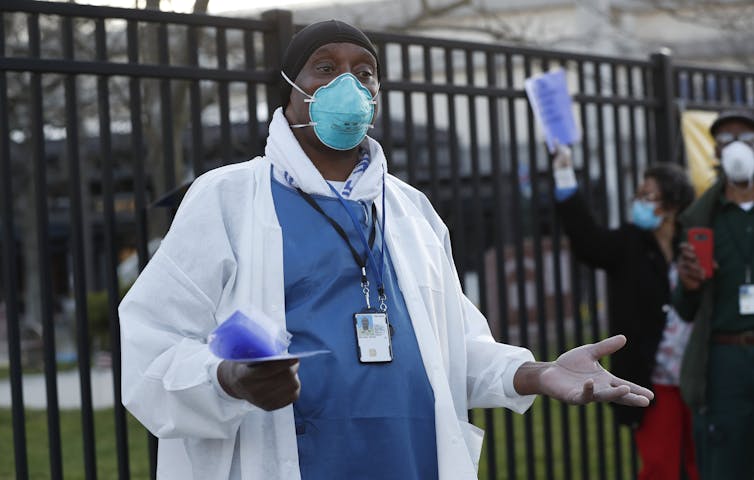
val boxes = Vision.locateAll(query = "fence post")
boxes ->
[262,9,293,114]
[650,49,678,163]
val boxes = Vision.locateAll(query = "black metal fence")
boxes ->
[1,2,753,479]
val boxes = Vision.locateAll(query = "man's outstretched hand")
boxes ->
[514,335,654,406]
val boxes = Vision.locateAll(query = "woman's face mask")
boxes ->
[282,71,377,151]
[631,199,663,230]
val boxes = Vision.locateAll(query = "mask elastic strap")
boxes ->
[281,71,317,128]
[281,71,313,100]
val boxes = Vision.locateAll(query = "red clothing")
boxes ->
[634,384,699,480]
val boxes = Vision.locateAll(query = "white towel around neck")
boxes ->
[265,107,387,202]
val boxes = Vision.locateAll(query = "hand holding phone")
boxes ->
[687,227,714,279]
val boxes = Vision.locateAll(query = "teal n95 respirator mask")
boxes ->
[282,71,377,151]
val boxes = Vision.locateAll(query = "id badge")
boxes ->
[354,311,393,363]
[739,284,754,315]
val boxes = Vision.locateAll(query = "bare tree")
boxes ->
[4,0,212,356]
[633,0,754,67]
[141,0,210,238]
[356,0,550,45]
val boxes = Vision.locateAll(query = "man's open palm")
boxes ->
[538,335,654,406]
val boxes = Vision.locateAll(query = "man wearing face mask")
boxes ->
[675,109,754,480]
[551,147,697,480]
[119,20,654,480]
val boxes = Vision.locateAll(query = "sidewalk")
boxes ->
[0,368,115,410]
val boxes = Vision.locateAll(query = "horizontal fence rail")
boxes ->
[1,2,753,479]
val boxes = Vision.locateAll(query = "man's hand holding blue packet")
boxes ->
[208,309,329,363]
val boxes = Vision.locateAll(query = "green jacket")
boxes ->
[674,178,726,410]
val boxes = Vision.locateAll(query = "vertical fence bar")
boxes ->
[28,12,64,479]
[591,60,609,480]
[244,30,261,158]
[627,67,640,193]
[445,44,475,471]
[0,13,30,480]
[627,68,642,480]
[502,52,519,480]
[377,41,394,162]
[423,46,438,204]
[720,73,728,105]
[705,73,717,105]
[476,50,497,480]
[95,17,121,480]
[546,59,573,480]
[642,66,657,167]
[518,55,537,480]
[187,25,204,177]
[611,63,627,223]
[128,19,155,479]
[524,55,554,480]
[402,44,416,186]
[507,52,536,480]
[463,45,483,464]
[610,62,627,480]
[616,64,632,480]
[732,76,743,104]
[62,14,98,480]
[216,26,232,165]
[96,17,132,480]
[676,71,694,102]
[575,59,592,480]
[157,23,176,200]
[738,75,749,104]
[444,48,465,279]
[261,9,292,116]
[651,51,676,163]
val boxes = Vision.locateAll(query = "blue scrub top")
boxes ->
[272,176,438,480]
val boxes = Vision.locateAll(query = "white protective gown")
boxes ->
[119,108,536,480]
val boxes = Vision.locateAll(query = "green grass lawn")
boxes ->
[1,399,636,479]
[1,333,635,478]
[473,398,636,479]
[0,408,150,480]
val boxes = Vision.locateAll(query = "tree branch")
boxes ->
[389,0,472,31]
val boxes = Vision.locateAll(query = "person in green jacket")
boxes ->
[675,108,754,480]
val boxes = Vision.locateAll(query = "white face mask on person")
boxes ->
[720,141,754,183]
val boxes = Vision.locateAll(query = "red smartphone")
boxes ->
[687,227,714,279]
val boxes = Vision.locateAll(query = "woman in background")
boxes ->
[551,146,698,480]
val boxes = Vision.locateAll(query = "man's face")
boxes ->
[285,42,379,150]
[713,119,754,159]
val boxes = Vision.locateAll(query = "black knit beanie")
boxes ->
[280,20,380,107]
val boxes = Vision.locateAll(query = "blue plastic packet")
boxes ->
[208,309,291,360]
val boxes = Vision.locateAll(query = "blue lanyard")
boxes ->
[327,171,387,310]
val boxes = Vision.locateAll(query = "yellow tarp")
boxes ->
[681,110,719,195]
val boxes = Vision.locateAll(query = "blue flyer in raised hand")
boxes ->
[209,309,329,363]
[524,68,580,153]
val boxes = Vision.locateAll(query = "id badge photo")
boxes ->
[354,311,393,363]
[740,284,754,315]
